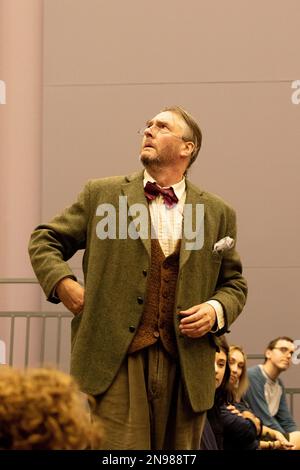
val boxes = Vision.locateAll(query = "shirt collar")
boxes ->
[143,169,186,200]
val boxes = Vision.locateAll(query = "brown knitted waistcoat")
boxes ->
[128,238,180,357]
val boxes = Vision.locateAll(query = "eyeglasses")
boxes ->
[137,124,186,141]
[272,347,294,355]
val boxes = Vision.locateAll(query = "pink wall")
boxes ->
[0,0,43,365]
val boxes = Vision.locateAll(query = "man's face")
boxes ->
[215,350,227,389]
[266,339,295,372]
[229,348,245,387]
[139,111,190,169]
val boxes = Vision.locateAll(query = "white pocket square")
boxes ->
[213,236,235,253]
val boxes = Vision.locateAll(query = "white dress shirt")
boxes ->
[143,170,224,331]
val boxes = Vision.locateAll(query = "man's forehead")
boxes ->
[150,111,184,127]
[275,340,295,350]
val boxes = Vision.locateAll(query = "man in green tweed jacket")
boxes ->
[29,106,247,450]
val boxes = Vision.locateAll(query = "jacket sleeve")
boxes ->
[220,405,258,449]
[210,206,248,334]
[28,181,91,303]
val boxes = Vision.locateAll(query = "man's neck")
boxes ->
[144,167,185,187]
[262,362,280,381]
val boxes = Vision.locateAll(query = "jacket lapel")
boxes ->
[179,180,205,271]
[121,171,151,259]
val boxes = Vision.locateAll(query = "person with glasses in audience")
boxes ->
[29,106,247,449]
[245,336,300,449]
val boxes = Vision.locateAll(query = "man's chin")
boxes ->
[140,154,160,167]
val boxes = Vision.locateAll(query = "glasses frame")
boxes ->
[272,347,294,355]
[137,124,189,142]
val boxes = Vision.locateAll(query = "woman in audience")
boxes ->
[228,345,249,402]
[0,366,103,450]
[201,337,232,449]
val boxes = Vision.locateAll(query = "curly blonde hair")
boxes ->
[0,367,103,450]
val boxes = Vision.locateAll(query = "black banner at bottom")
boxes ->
[0,450,299,467]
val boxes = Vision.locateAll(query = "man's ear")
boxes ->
[265,349,272,361]
[181,141,195,158]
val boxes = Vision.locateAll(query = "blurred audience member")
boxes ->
[0,367,102,450]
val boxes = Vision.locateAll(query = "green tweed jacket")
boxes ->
[28,170,247,412]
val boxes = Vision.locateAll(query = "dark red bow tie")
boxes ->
[144,181,179,208]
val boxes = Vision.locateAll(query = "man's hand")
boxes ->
[178,303,216,338]
[272,430,295,450]
[56,277,85,315]
[226,404,243,417]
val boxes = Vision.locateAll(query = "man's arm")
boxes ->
[220,405,258,448]
[28,182,90,304]
[209,206,247,334]
[274,383,297,433]
[245,368,286,433]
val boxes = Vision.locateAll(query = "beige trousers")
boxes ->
[93,342,206,450]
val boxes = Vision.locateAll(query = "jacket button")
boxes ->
[129,326,136,333]
[137,296,143,304]
[142,270,147,277]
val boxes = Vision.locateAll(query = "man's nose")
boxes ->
[144,125,155,137]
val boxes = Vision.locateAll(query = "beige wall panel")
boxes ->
[43,82,300,264]
[44,0,300,84]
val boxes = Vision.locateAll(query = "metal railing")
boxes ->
[0,311,72,368]
[0,277,72,369]
[0,278,39,284]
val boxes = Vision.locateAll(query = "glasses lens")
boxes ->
[138,125,171,136]
[275,347,293,354]
[280,347,289,354]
